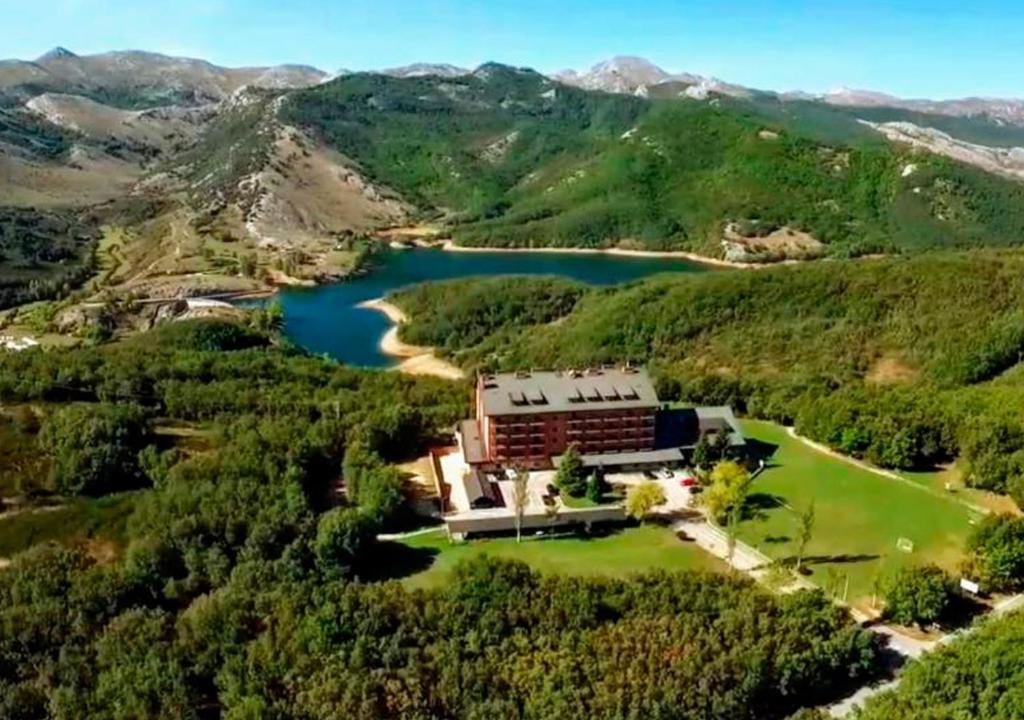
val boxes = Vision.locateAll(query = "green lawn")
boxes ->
[382,524,725,589]
[0,492,139,559]
[737,420,979,610]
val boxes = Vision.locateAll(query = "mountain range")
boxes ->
[3,46,1024,327]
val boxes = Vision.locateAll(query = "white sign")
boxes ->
[960,578,981,595]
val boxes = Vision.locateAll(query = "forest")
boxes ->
[0,318,884,718]
[283,65,1024,257]
[390,251,1024,502]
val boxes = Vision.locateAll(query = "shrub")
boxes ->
[883,565,955,627]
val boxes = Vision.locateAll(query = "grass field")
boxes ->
[736,420,979,610]
[382,524,725,589]
[0,492,139,560]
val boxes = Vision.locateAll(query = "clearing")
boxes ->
[736,420,978,612]
[382,524,724,589]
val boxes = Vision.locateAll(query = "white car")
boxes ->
[659,468,674,480]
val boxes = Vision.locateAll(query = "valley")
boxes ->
[4,37,1024,720]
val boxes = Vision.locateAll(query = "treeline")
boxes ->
[0,318,881,717]
[856,609,1024,719]
[392,253,1024,502]
[0,206,101,309]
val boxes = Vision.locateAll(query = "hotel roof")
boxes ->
[478,368,659,416]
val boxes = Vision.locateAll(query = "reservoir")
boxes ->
[269,247,710,367]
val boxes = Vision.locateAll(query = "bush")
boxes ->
[39,404,151,496]
[883,565,955,627]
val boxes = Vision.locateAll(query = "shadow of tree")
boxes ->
[360,540,440,582]
[742,492,786,521]
[797,553,881,567]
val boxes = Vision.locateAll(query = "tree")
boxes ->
[250,301,284,334]
[626,481,666,522]
[703,461,752,570]
[39,403,151,496]
[586,467,607,504]
[702,461,752,525]
[883,565,954,627]
[315,507,378,577]
[712,429,733,461]
[511,465,530,543]
[555,444,587,497]
[794,500,816,574]
[966,514,1024,591]
[692,432,713,470]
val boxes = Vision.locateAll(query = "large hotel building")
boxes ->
[457,368,743,471]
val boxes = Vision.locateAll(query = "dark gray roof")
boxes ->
[464,469,503,508]
[555,447,687,468]
[696,406,745,447]
[479,368,658,416]
[459,420,487,464]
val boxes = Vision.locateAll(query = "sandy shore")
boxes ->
[438,240,788,270]
[358,298,465,381]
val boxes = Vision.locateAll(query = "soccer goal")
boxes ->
[896,537,915,554]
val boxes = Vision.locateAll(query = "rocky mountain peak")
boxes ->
[36,46,78,63]
[555,56,704,94]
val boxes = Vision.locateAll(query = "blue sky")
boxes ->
[2,0,1021,99]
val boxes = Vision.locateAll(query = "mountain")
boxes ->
[5,49,1024,316]
[0,49,327,108]
[822,87,1024,126]
[282,65,1024,260]
[381,63,470,79]
[554,55,703,95]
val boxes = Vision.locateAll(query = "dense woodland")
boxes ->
[0,319,887,718]
[391,252,1024,503]
[284,66,1024,256]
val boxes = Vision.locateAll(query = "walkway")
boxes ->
[672,515,814,592]
[828,592,1024,716]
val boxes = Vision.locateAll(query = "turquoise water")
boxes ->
[266,248,709,367]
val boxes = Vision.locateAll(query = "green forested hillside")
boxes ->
[281,64,647,214]
[284,66,1024,256]
[390,253,1024,496]
[0,319,879,718]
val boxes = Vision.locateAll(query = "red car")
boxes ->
[679,476,699,488]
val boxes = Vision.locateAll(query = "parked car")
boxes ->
[643,470,658,480]
[660,468,674,480]
[679,476,699,488]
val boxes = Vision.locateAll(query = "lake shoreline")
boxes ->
[357,298,465,381]
[437,240,792,270]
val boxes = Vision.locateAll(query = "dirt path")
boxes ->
[358,298,465,381]
[439,240,798,270]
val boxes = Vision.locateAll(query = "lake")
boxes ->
[265,248,709,367]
